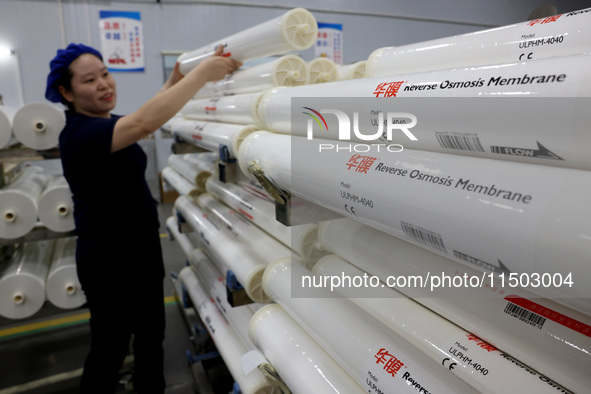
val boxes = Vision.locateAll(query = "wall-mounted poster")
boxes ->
[315,22,343,64]
[99,10,144,72]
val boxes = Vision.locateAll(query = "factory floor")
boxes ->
[0,202,233,394]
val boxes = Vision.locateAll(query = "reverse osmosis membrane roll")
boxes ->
[366,7,591,77]
[0,166,49,239]
[238,132,591,305]
[263,258,478,394]
[38,175,74,233]
[178,8,317,75]
[12,102,65,150]
[317,218,591,394]
[161,166,197,197]
[0,106,18,149]
[182,152,219,173]
[204,177,322,261]
[336,60,367,81]
[255,53,591,170]
[166,215,197,259]
[174,195,270,303]
[179,267,281,394]
[171,119,258,159]
[168,153,218,188]
[0,241,54,319]
[46,237,85,309]
[180,92,262,125]
[313,254,575,394]
[250,304,366,394]
[193,55,309,99]
[307,58,338,84]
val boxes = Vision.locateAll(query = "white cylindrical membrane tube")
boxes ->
[171,119,259,159]
[336,61,367,81]
[366,7,591,77]
[238,132,591,304]
[181,92,262,125]
[0,106,18,149]
[0,241,54,319]
[12,102,65,150]
[263,258,478,394]
[0,166,49,239]
[168,153,215,186]
[250,304,366,394]
[46,237,85,309]
[165,215,198,260]
[204,177,321,261]
[312,254,576,394]
[38,175,74,233]
[179,267,281,394]
[174,195,270,303]
[181,152,219,173]
[177,8,317,75]
[161,166,197,196]
[193,55,309,99]
[255,53,591,170]
[307,58,338,84]
[317,218,591,394]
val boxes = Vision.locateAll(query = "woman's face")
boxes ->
[61,53,117,118]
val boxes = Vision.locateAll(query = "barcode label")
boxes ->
[401,221,447,253]
[504,301,547,329]
[436,133,485,152]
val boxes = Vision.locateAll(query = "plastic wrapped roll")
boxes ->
[238,132,591,304]
[0,241,54,319]
[255,53,591,170]
[193,55,309,99]
[366,7,591,77]
[172,119,258,159]
[313,254,576,394]
[179,267,281,394]
[263,258,478,394]
[336,61,367,81]
[307,58,338,84]
[178,8,317,75]
[12,102,65,150]
[38,175,74,233]
[180,92,262,125]
[161,166,197,196]
[46,237,85,309]
[250,304,366,394]
[317,218,591,394]
[0,106,18,149]
[174,195,270,303]
[0,166,49,239]
[168,154,211,186]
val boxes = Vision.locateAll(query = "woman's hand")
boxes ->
[161,61,184,91]
[192,45,243,83]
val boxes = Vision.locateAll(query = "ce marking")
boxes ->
[344,204,358,217]
[519,52,533,60]
[442,358,457,371]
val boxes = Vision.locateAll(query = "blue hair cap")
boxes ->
[45,43,103,103]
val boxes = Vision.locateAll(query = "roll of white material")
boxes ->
[38,175,74,233]
[0,106,18,149]
[366,7,591,77]
[263,258,478,394]
[182,152,219,173]
[255,53,591,170]
[238,132,591,304]
[12,102,65,150]
[193,55,309,99]
[162,166,196,196]
[336,61,367,81]
[168,153,213,186]
[307,58,338,84]
[317,218,591,394]
[178,8,317,75]
[174,195,270,303]
[0,241,54,319]
[180,92,262,125]
[179,267,281,394]
[313,254,576,394]
[46,237,85,309]
[172,119,258,159]
[0,166,49,239]
[250,304,366,394]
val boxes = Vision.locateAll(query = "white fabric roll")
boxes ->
[307,58,338,84]
[178,8,317,75]
[0,241,54,319]
[0,106,18,149]
[46,237,85,309]
[38,175,74,232]
[336,61,367,80]
[180,92,262,125]
[161,166,196,196]
[250,304,366,394]
[0,166,49,239]
[12,102,65,150]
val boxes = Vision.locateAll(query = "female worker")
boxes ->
[44,43,241,393]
